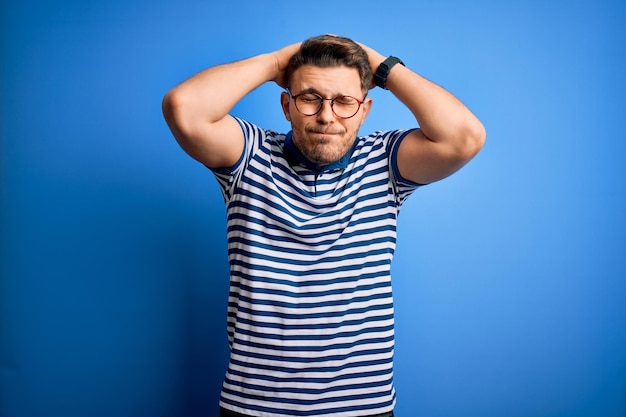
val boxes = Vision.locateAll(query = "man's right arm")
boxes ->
[162,43,300,169]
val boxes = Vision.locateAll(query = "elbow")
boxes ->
[162,88,203,158]
[472,119,487,154]
[162,87,197,141]
[460,118,486,161]
[162,88,183,127]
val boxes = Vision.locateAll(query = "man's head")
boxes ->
[280,35,373,166]
[285,35,372,95]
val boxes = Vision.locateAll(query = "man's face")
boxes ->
[281,65,372,166]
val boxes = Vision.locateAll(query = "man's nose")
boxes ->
[316,99,335,122]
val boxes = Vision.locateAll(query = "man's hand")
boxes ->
[271,42,302,89]
[356,42,386,89]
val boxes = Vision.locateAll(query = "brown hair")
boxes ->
[285,35,372,93]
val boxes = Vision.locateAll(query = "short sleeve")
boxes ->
[385,128,423,207]
[210,117,266,204]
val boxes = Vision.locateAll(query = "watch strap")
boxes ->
[374,56,405,89]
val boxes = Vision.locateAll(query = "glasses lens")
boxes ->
[332,96,360,118]
[295,94,322,116]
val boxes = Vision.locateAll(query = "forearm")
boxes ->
[385,64,485,148]
[162,42,301,168]
[163,52,278,127]
[361,42,485,183]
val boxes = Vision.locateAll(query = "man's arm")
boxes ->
[362,45,486,185]
[162,42,301,169]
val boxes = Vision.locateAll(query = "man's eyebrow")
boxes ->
[294,88,352,98]
[294,87,322,95]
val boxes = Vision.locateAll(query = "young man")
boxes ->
[163,35,485,417]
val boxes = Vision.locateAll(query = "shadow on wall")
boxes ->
[2,175,231,417]
[178,224,231,417]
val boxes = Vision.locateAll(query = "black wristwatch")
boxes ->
[374,56,405,89]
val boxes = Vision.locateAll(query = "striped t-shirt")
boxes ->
[213,118,419,417]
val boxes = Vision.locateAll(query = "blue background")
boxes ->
[1,0,624,416]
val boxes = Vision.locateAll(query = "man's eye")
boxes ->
[300,95,321,103]
[335,96,357,105]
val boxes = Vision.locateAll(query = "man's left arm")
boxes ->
[362,45,486,185]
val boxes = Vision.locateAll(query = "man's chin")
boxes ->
[305,147,345,165]
[294,134,354,165]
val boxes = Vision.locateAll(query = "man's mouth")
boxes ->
[308,129,341,136]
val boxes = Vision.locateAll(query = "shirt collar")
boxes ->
[283,131,354,174]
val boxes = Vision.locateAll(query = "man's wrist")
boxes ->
[374,56,405,89]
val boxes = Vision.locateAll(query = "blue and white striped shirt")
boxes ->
[214,118,419,417]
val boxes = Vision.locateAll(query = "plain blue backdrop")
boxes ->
[1,0,624,416]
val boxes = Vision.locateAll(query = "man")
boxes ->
[163,35,485,417]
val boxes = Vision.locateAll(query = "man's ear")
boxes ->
[359,97,373,126]
[280,91,291,122]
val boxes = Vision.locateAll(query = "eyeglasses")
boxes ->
[286,89,366,119]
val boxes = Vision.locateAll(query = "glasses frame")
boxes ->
[286,89,367,119]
